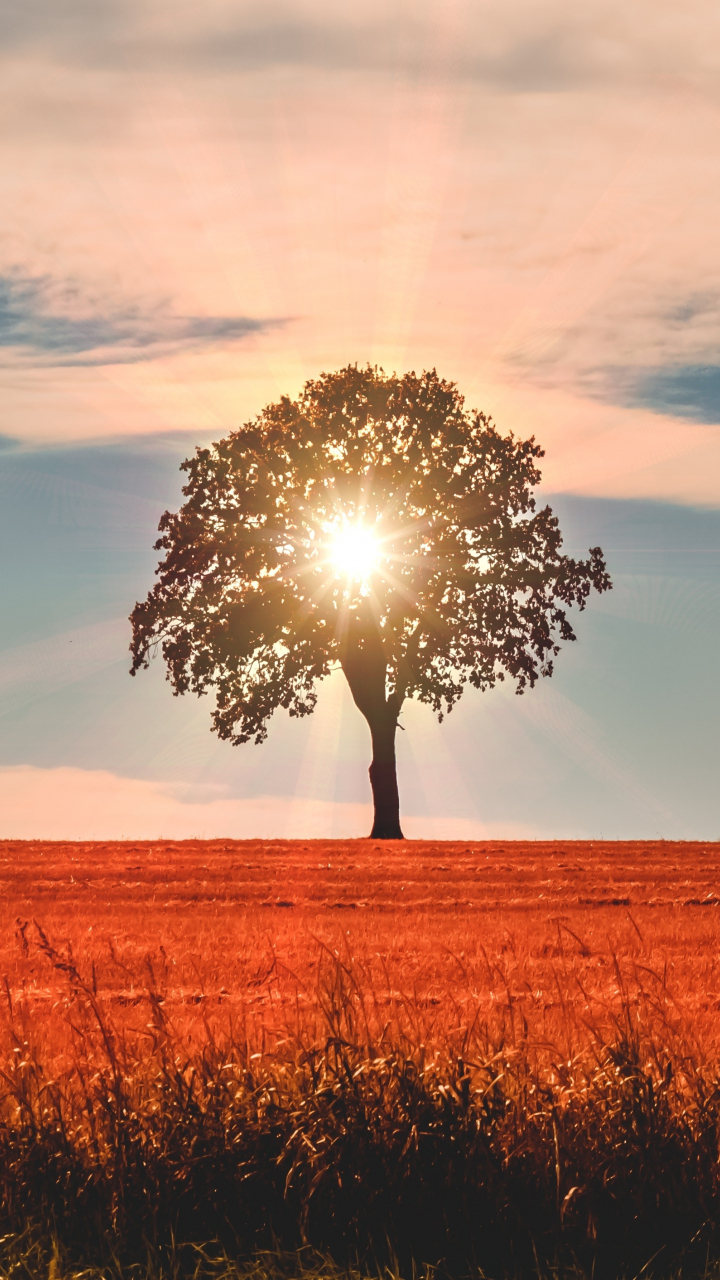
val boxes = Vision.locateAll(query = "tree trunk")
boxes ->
[367,711,404,840]
[338,605,405,840]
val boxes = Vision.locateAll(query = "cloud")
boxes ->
[3,0,720,92]
[614,365,720,424]
[186,22,622,97]
[0,0,150,68]
[0,274,275,366]
[0,765,536,840]
[576,363,720,424]
[187,18,586,90]
[501,271,720,421]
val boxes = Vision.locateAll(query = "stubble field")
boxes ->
[4,838,720,1059]
[2,838,720,1279]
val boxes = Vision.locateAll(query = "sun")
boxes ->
[329,522,379,583]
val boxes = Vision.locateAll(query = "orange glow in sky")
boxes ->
[2,0,720,504]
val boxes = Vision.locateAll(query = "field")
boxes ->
[2,838,720,1280]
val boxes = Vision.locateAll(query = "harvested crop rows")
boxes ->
[4,838,719,913]
[2,839,720,1051]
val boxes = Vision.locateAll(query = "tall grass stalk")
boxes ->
[2,927,720,1279]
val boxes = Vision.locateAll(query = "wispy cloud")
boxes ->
[3,1,720,92]
[502,274,720,422]
[187,19,587,91]
[0,0,136,59]
[599,364,720,424]
[0,274,277,366]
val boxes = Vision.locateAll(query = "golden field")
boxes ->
[1,839,720,1280]
[2,839,720,1056]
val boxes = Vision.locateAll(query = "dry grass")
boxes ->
[1,839,720,1279]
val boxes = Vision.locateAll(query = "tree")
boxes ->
[130,366,611,839]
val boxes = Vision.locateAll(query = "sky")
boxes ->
[1,0,720,839]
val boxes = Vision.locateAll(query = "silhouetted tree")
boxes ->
[130,366,611,838]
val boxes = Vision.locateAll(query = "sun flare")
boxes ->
[330,523,379,582]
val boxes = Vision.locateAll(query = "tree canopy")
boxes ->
[130,365,611,836]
